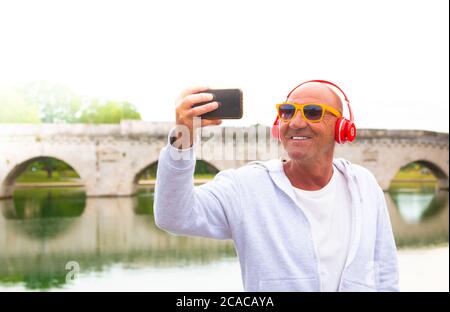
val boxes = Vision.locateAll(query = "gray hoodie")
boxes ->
[154,133,399,292]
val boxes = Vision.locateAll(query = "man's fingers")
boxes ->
[189,101,219,116]
[179,86,210,99]
[201,119,222,127]
[179,93,214,109]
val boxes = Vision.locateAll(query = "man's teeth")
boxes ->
[291,136,309,140]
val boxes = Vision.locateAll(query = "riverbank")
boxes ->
[14,179,212,189]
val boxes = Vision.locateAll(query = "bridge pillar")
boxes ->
[83,172,138,198]
[84,181,138,197]
[437,177,449,190]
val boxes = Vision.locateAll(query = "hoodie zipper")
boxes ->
[335,159,364,291]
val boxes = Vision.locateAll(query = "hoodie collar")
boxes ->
[251,158,360,201]
[250,157,363,269]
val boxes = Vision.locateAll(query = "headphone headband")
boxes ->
[286,79,353,121]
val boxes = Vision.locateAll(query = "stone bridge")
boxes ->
[0,121,448,198]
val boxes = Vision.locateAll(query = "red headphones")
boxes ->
[271,79,356,144]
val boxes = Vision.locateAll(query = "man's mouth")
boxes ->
[287,136,311,140]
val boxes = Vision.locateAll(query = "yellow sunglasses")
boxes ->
[276,102,342,122]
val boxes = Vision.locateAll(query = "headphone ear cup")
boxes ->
[335,118,356,144]
[346,121,356,142]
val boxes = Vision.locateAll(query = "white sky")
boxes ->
[0,0,448,132]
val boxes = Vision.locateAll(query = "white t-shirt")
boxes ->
[292,165,352,292]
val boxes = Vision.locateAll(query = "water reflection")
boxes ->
[0,187,447,290]
[0,188,235,290]
[2,188,86,240]
[391,192,435,224]
[387,189,449,247]
[390,191,447,224]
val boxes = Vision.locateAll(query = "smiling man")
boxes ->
[154,81,399,292]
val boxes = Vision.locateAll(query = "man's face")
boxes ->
[279,83,342,162]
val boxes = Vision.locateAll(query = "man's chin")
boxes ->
[286,149,309,161]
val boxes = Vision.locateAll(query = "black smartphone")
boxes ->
[192,89,243,119]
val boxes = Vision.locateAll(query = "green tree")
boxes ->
[79,99,141,124]
[25,158,74,179]
[34,158,72,178]
[2,81,142,125]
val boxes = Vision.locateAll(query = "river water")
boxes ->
[0,187,448,291]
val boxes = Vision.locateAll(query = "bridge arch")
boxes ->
[388,159,449,191]
[133,158,159,184]
[0,155,86,199]
[133,158,221,184]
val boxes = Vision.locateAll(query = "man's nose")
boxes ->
[288,111,308,129]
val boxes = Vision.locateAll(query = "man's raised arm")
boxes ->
[154,86,241,239]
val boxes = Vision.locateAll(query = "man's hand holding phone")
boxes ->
[174,86,222,149]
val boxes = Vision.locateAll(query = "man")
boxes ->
[154,81,399,292]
